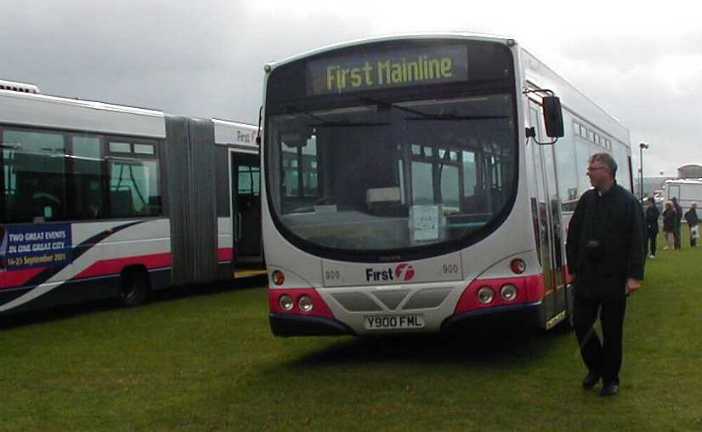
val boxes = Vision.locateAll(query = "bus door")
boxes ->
[529,103,567,328]
[230,151,262,265]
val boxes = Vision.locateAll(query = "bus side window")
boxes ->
[108,159,161,218]
[70,134,106,220]
[2,129,67,223]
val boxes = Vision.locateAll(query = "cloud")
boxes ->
[0,0,371,123]
[0,0,700,174]
[548,32,702,175]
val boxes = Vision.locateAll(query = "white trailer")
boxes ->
[663,179,702,214]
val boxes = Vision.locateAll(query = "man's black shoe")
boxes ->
[599,382,619,396]
[582,372,600,389]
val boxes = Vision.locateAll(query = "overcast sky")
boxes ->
[1,1,700,177]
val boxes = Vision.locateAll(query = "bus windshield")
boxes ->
[265,40,518,259]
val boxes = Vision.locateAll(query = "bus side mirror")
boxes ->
[542,96,564,138]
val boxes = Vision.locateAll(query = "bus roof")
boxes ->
[0,88,166,138]
[521,48,630,147]
[0,79,41,94]
[212,119,258,151]
[664,178,702,185]
[264,32,514,71]
[263,33,629,148]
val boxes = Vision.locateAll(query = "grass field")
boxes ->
[1,240,701,431]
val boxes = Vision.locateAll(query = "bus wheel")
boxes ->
[120,269,149,307]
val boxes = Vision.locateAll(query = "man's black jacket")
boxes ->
[566,183,645,299]
[645,205,660,233]
[684,209,699,227]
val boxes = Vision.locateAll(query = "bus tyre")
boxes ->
[120,270,149,307]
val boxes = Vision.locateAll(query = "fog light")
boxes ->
[298,295,314,312]
[272,270,285,286]
[510,258,526,274]
[279,294,294,311]
[500,284,518,302]
[477,286,494,304]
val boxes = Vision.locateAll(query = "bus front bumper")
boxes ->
[270,301,543,336]
[269,313,355,337]
[440,301,543,332]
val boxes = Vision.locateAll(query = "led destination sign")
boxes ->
[306,45,468,96]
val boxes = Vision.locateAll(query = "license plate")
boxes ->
[364,314,425,330]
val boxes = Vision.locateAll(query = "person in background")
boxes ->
[645,197,660,258]
[672,197,683,250]
[662,201,676,250]
[684,203,699,248]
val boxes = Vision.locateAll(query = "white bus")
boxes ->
[0,84,262,316]
[261,34,633,336]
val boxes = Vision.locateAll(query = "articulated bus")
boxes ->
[0,81,262,316]
[262,34,633,336]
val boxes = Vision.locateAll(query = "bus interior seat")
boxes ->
[147,196,162,215]
[366,187,407,217]
[110,190,134,217]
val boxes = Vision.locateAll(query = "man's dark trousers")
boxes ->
[574,292,627,384]
[647,229,657,256]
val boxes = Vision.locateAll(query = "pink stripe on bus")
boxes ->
[217,247,235,263]
[2,248,237,289]
[74,252,173,280]
[0,268,45,290]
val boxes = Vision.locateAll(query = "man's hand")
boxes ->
[626,278,642,295]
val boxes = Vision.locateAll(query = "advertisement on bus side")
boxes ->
[0,223,72,271]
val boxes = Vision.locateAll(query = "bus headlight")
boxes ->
[500,284,518,302]
[477,287,495,304]
[298,295,314,312]
[279,294,294,311]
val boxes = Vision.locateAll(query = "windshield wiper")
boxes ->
[404,114,509,121]
[311,121,390,128]
[301,110,389,128]
[360,96,508,122]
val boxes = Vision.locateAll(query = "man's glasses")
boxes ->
[587,166,608,173]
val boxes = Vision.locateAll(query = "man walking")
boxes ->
[566,153,645,397]
[645,197,660,258]
[684,203,699,247]
[672,197,683,250]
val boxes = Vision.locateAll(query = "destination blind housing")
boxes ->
[306,45,469,95]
